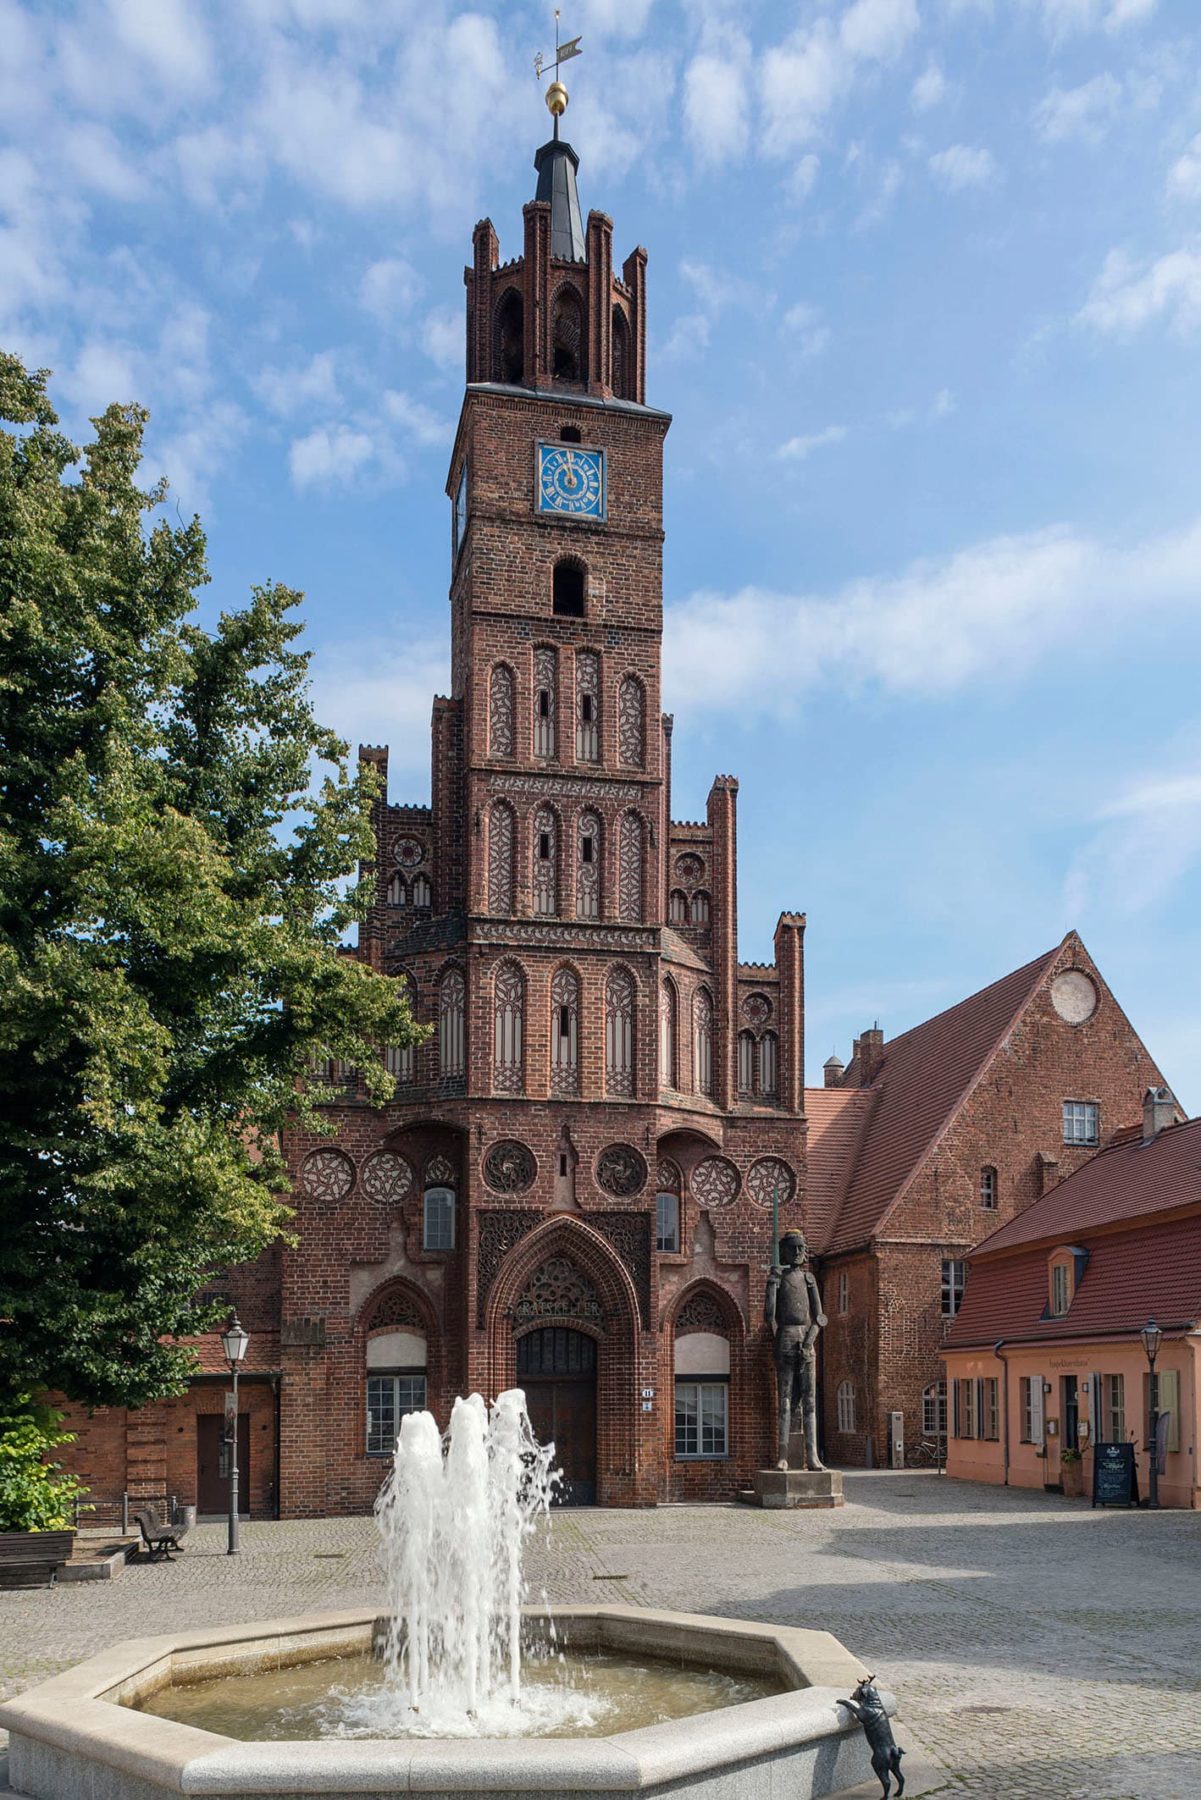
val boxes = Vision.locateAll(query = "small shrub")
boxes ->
[0,1396,89,1532]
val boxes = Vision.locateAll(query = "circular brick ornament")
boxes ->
[691,1156,740,1208]
[1050,970,1098,1025]
[299,1148,355,1203]
[483,1139,536,1194]
[675,853,704,884]
[596,1144,648,1197]
[394,837,424,869]
[360,1151,414,1204]
[745,1157,795,1209]
[741,993,772,1028]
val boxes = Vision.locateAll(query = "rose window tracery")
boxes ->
[676,1289,728,1334]
[483,1140,536,1194]
[360,1151,414,1204]
[596,1143,647,1197]
[394,837,424,869]
[741,993,772,1029]
[367,1291,423,1333]
[745,1157,795,1209]
[425,1153,457,1186]
[300,1149,355,1203]
[675,853,704,885]
[691,1156,740,1208]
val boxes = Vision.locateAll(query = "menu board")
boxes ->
[1092,1441,1138,1508]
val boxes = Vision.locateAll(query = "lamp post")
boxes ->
[1139,1317,1162,1511]
[220,1311,250,1553]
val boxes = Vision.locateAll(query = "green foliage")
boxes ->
[0,1395,88,1533]
[0,351,424,1410]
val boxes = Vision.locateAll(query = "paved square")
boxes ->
[2,1473,1198,1799]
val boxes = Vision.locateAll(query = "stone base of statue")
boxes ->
[745,1467,844,1509]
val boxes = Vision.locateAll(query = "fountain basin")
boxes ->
[0,1606,891,1800]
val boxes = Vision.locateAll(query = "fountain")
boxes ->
[0,1387,893,1798]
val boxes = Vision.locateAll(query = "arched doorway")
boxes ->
[516,1327,597,1505]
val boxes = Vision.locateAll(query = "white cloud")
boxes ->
[289,423,378,489]
[782,302,831,359]
[928,143,997,191]
[777,424,847,460]
[839,0,920,61]
[663,516,1201,720]
[421,307,462,374]
[1077,246,1201,336]
[788,154,820,202]
[254,350,342,418]
[60,122,149,199]
[108,0,214,89]
[359,257,423,324]
[1065,755,1201,918]
[382,390,446,449]
[1034,73,1122,144]
[684,29,751,168]
[760,0,917,154]
[147,400,247,518]
[310,632,450,783]
[1031,0,1156,34]
[1167,134,1201,204]
[911,63,947,112]
[660,311,711,362]
[66,340,142,414]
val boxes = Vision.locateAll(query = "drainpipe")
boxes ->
[994,1341,1010,1487]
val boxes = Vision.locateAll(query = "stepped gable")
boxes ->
[824,943,1061,1255]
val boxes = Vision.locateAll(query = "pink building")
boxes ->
[942,1092,1200,1510]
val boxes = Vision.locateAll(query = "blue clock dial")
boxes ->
[536,443,605,519]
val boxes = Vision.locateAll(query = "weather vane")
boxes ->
[534,10,582,136]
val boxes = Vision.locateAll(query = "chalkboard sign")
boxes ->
[1092,1441,1139,1508]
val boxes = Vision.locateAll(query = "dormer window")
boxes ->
[1048,1246,1087,1317]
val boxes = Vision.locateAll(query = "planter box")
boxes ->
[0,1530,76,1589]
[1061,1463,1085,1499]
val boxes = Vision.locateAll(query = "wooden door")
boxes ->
[196,1414,250,1516]
[517,1329,597,1506]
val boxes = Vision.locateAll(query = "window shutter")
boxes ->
[953,1380,961,1438]
[974,1378,984,1441]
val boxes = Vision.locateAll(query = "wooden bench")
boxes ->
[0,1530,76,1588]
[134,1508,187,1561]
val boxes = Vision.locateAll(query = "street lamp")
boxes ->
[1139,1317,1162,1511]
[220,1311,250,1553]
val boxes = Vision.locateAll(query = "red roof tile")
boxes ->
[944,1213,1201,1347]
[819,944,1061,1254]
[803,1087,874,1248]
[972,1114,1201,1255]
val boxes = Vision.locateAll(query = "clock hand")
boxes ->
[564,448,577,490]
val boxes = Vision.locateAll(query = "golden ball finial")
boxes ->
[546,79,568,117]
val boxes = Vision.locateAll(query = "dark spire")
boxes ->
[534,137,586,262]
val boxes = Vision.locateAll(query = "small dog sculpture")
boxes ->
[840,1675,904,1797]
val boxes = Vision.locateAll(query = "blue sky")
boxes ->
[3,0,1200,1110]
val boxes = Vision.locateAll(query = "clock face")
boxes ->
[536,442,605,519]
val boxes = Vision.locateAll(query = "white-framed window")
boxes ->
[923,1380,947,1438]
[980,1165,997,1209]
[1019,1375,1044,1444]
[1063,1100,1099,1145]
[837,1270,850,1315]
[941,1258,966,1318]
[1050,1262,1070,1317]
[674,1381,728,1458]
[836,1380,856,1433]
[955,1377,979,1439]
[983,1376,999,1441]
[423,1186,455,1251]
[656,1191,680,1254]
[1102,1372,1125,1441]
[366,1373,427,1456]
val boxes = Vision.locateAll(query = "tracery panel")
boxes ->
[534,647,557,759]
[551,966,579,1097]
[605,966,635,1098]
[618,812,643,923]
[617,675,645,769]
[487,802,515,916]
[438,966,466,1078]
[493,961,525,1093]
[694,988,714,1097]
[575,650,600,762]
[533,806,558,916]
[577,810,601,919]
[489,664,515,758]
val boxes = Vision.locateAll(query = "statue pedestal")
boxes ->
[748,1468,844,1509]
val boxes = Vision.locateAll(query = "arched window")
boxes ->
[552,285,585,383]
[980,1165,998,1210]
[577,810,601,918]
[617,675,645,768]
[694,989,713,1097]
[489,663,515,759]
[611,306,631,400]
[387,872,407,906]
[438,966,465,1078]
[923,1380,948,1438]
[737,1030,755,1097]
[411,873,431,908]
[668,889,688,924]
[385,973,416,1084]
[533,806,558,915]
[575,650,599,761]
[553,559,585,618]
[366,1306,428,1456]
[605,966,635,1098]
[551,967,579,1097]
[494,288,524,385]
[691,890,711,924]
[534,646,556,759]
[656,1191,680,1253]
[493,961,524,1093]
[659,979,677,1089]
[618,812,643,922]
[837,1380,856,1434]
[423,1183,455,1251]
[674,1316,730,1459]
[760,1031,779,1100]
[487,801,515,915]
[560,424,582,443]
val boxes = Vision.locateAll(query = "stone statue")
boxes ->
[839,1676,904,1797]
[764,1228,826,1471]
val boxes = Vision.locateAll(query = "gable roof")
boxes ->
[818,943,1062,1254]
[970,1114,1201,1256]
[803,1087,874,1249]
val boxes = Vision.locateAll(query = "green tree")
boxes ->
[0,352,422,1410]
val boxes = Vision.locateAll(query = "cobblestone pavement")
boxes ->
[2,1472,1199,1799]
